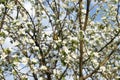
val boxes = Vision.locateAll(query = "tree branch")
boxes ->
[0,6,8,31]
[83,47,117,79]
[78,0,84,80]
[58,64,69,80]
[83,0,91,31]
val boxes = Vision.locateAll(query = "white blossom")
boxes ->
[13,62,20,67]
[53,69,61,75]
[0,4,4,9]
[62,3,69,8]
[12,54,17,58]
[116,76,120,79]
[91,59,99,67]
[1,52,7,60]
[53,43,57,48]
[115,61,119,66]
[39,77,44,80]
[93,52,99,57]
[100,66,106,72]
[63,46,70,54]
[19,29,26,35]
[101,16,106,20]
[55,38,62,43]
[40,65,47,71]
[68,36,78,41]
[0,37,5,44]
[31,58,37,63]
[71,0,78,2]
[81,9,86,13]
[65,55,72,63]
[13,41,20,46]
[21,75,28,79]
[71,52,77,59]
[113,67,118,70]
[34,46,39,50]
[21,57,29,65]
[29,39,34,44]
[0,4,5,14]
[90,21,95,26]
[63,40,67,44]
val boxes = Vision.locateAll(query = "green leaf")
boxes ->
[14,57,19,62]
[4,48,11,54]
[0,32,5,38]
[22,77,27,80]
[0,0,6,3]
[62,77,65,80]
[61,59,66,66]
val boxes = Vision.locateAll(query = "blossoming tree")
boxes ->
[0,0,120,80]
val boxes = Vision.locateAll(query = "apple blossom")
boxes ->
[0,0,119,80]
[40,65,47,71]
